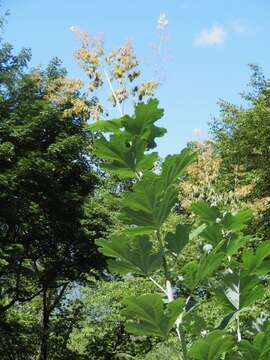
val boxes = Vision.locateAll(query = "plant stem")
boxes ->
[103,68,123,116]
[236,314,241,342]
[149,276,167,295]
[177,323,188,360]
[156,229,189,359]
[156,229,170,282]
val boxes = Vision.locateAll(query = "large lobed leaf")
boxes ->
[95,134,158,178]
[96,234,162,276]
[121,173,177,231]
[165,223,190,255]
[191,202,252,232]
[189,330,234,360]
[237,332,270,360]
[121,99,166,150]
[216,269,264,313]
[183,251,224,290]
[122,294,185,338]
[161,149,196,188]
[90,99,167,178]
[121,150,195,231]
[242,240,270,275]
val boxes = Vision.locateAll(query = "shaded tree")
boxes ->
[0,32,113,359]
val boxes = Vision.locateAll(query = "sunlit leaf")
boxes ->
[161,149,196,188]
[242,240,270,275]
[216,270,264,313]
[189,330,234,360]
[96,235,162,276]
[121,173,177,230]
[122,294,185,338]
[165,223,190,255]
[223,209,252,231]
[191,202,221,223]
[183,252,223,289]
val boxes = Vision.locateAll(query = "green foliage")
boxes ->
[0,34,117,359]
[96,235,162,276]
[67,278,157,359]
[216,270,264,313]
[91,99,166,178]
[237,332,270,359]
[93,96,269,360]
[2,33,270,359]
[189,330,234,360]
[183,251,224,290]
[210,65,270,238]
[242,240,270,275]
[165,223,190,255]
[122,294,185,338]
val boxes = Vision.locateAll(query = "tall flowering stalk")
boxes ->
[70,26,160,120]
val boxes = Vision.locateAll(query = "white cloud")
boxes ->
[194,25,226,46]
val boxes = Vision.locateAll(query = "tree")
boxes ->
[0,36,113,359]
[67,278,157,359]
[178,141,269,218]
[210,65,270,237]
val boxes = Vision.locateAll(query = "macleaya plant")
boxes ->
[70,26,160,120]
[91,99,270,359]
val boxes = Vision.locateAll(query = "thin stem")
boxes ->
[156,229,170,282]
[166,279,174,302]
[103,68,123,116]
[149,277,167,295]
[177,324,188,360]
[236,269,241,343]
[236,314,241,342]
[156,229,189,359]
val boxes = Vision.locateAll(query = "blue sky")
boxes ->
[3,0,270,156]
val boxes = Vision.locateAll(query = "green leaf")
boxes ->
[189,223,207,240]
[216,270,264,313]
[189,330,234,360]
[96,235,162,276]
[191,202,221,223]
[200,223,223,246]
[121,173,177,230]
[122,98,166,149]
[238,340,260,360]
[242,240,270,275]
[224,234,251,257]
[89,118,122,133]
[183,252,223,289]
[223,209,252,231]
[122,294,185,338]
[165,223,190,255]
[238,333,270,360]
[95,135,157,178]
[161,149,196,188]
[90,99,168,178]
[182,312,207,336]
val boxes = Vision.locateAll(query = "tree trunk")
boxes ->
[40,286,49,360]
